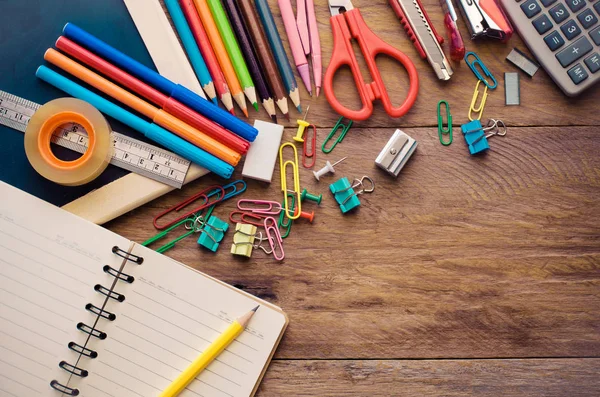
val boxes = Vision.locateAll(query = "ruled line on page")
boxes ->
[0,330,57,359]
[0,301,69,334]
[0,373,42,395]
[0,357,47,382]
[0,284,77,322]
[0,344,53,370]
[0,315,63,347]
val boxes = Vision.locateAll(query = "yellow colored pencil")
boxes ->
[159,306,259,397]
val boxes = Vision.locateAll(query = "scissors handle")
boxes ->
[324,8,419,121]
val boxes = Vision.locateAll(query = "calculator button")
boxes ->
[556,36,593,66]
[541,0,557,6]
[566,0,586,12]
[549,4,570,23]
[545,30,566,49]
[590,25,600,44]
[578,9,598,28]
[594,1,600,15]
[567,63,589,83]
[521,0,542,17]
[561,19,582,39]
[533,14,554,33]
[584,52,600,72]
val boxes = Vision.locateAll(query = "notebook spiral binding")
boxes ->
[50,245,143,396]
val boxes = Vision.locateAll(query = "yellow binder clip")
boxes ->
[279,143,301,220]
[468,80,488,121]
[231,223,258,257]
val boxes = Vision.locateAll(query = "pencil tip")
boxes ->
[253,102,259,112]
[229,109,236,116]
[284,113,290,121]
[271,115,277,123]
[252,305,260,312]
[211,97,218,106]
[316,87,320,97]
[242,108,249,118]
[296,105,302,113]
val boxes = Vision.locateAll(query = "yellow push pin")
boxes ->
[292,106,310,143]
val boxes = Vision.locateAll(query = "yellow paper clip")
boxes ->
[279,143,301,220]
[469,80,488,121]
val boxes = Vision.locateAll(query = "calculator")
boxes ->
[500,0,600,96]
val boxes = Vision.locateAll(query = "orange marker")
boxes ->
[44,49,241,166]
[192,0,248,117]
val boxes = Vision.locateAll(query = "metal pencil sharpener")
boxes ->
[375,129,417,177]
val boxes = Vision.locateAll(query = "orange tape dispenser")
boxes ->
[24,98,112,186]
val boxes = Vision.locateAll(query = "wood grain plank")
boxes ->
[257,359,600,396]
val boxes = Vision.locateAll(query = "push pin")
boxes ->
[292,106,310,142]
[461,119,507,155]
[294,207,315,223]
[300,188,322,205]
[313,157,347,181]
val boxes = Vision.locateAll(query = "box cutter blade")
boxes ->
[389,0,453,80]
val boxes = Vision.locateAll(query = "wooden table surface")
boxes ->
[108,0,600,395]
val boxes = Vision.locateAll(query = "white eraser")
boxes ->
[242,120,284,183]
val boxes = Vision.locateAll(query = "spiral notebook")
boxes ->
[0,181,288,397]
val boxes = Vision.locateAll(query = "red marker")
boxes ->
[440,0,466,61]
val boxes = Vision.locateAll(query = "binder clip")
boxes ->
[197,216,229,252]
[231,223,259,257]
[230,219,285,261]
[375,129,417,177]
[330,176,375,213]
[461,119,507,155]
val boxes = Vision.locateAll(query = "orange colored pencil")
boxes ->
[192,0,248,117]
[44,48,241,166]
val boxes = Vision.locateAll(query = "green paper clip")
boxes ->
[278,192,295,238]
[437,100,452,146]
[322,117,353,154]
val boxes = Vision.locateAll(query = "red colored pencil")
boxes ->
[179,0,235,115]
[55,36,250,153]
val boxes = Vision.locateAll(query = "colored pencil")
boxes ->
[62,23,258,142]
[164,0,217,104]
[192,0,248,117]
[221,0,277,122]
[45,49,241,166]
[278,0,311,95]
[56,37,249,154]
[36,66,234,178]
[179,0,234,114]
[237,0,290,120]
[254,0,302,113]
[205,0,258,112]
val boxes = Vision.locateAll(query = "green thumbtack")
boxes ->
[300,188,322,205]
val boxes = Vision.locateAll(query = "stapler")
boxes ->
[375,129,417,177]
[457,0,513,41]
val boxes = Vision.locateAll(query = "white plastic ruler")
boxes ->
[0,90,190,188]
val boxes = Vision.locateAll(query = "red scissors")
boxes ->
[324,0,419,121]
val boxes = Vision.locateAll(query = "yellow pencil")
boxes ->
[159,305,259,397]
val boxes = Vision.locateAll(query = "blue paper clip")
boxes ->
[206,180,247,202]
[330,176,375,213]
[464,52,497,89]
[197,216,229,252]
[461,119,507,155]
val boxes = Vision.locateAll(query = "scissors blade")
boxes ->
[328,0,354,16]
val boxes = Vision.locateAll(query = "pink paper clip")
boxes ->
[237,199,283,215]
[264,217,284,261]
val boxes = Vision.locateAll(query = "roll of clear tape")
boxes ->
[24,98,112,186]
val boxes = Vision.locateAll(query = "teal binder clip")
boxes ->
[329,176,375,213]
[461,119,507,155]
[197,216,229,252]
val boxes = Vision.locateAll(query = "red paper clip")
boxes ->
[302,125,317,168]
[229,211,268,227]
[153,185,225,230]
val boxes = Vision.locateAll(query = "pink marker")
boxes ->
[305,0,322,97]
[278,0,312,95]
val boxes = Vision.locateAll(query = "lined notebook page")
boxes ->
[75,245,288,397]
[0,181,132,396]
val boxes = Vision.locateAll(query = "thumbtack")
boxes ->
[300,188,322,205]
[292,106,310,142]
[313,157,347,181]
[294,207,315,223]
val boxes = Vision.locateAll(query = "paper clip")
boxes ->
[197,216,229,252]
[229,211,269,227]
[237,199,283,215]
[330,176,375,213]
[468,80,488,121]
[322,117,353,154]
[278,193,295,239]
[464,51,497,89]
[279,143,302,220]
[264,217,284,261]
[461,119,507,155]
[302,124,317,168]
[437,100,452,146]
[153,185,225,230]
[207,180,246,201]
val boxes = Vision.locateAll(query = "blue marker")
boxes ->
[164,0,217,105]
[62,23,257,142]
[36,66,233,179]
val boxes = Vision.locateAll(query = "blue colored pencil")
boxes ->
[62,23,258,142]
[36,66,233,179]
[254,0,302,113]
[164,0,217,105]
